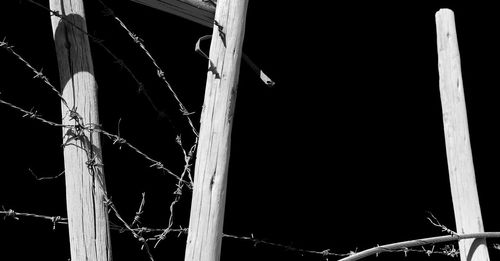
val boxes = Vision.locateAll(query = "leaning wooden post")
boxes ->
[184,1,248,261]
[49,1,112,261]
[436,9,489,261]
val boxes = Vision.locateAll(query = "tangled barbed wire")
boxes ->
[4,206,500,261]
[5,1,500,261]
[1,3,195,257]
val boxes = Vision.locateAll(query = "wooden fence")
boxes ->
[0,2,495,261]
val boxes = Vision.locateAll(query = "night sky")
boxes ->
[1,1,500,261]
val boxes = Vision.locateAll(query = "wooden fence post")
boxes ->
[184,1,249,261]
[435,9,489,261]
[49,1,112,261]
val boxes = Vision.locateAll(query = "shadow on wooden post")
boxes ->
[435,8,489,261]
[50,1,112,260]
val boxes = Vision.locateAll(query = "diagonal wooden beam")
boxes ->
[129,0,275,87]
[130,0,215,27]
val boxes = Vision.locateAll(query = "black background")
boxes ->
[1,1,500,260]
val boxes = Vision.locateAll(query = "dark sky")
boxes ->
[1,1,500,261]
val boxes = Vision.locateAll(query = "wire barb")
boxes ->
[0,37,69,109]
[427,212,458,236]
[131,193,146,228]
[27,168,65,181]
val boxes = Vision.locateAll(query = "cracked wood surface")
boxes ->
[50,0,112,260]
[184,1,248,261]
[436,9,489,261]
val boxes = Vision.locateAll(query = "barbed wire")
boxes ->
[25,0,193,137]
[96,128,189,185]
[25,0,199,189]
[1,32,190,260]
[222,233,348,259]
[3,19,458,261]
[1,37,188,184]
[0,93,186,186]
[103,195,157,261]
[2,9,195,257]
[5,2,500,261]
[338,232,500,261]
[8,90,482,260]
[0,96,67,128]
[4,0,192,260]
[96,0,199,138]
[0,208,67,230]
[338,213,497,260]
[131,192,146,228]
[4,207,500,260]
[2,4,472,261]
[82,0,201,237]
[154,135,197,247]
[427,211,459,236]
[0,37,69,109]
[27,168,65,181]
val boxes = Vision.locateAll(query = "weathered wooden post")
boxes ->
[435,9,489,261]
[129,0,215,27]
[49,1,112,260]
[184,1,249,261]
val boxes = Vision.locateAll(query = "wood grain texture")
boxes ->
[436,8,489,261]
[130,0,215,27]
[184,1,248,261]
[49,1,112,260]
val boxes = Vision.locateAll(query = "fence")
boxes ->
[1,1,500,261]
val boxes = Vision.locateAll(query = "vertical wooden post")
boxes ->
[49,1,112,261]
[435,9,489,261]
[184,1,248,261]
